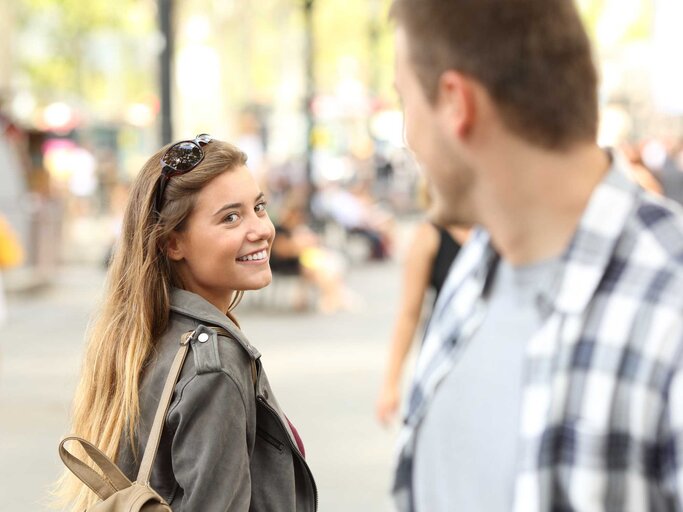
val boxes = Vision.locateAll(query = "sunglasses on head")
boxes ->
[154,133,213,213]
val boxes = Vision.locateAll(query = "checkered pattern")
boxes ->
[393,155,683,512]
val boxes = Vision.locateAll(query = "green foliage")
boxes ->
[314,0,393,97]
[623,2,653,42]
[577,0,653,44]
[16,0,157,111]
[577,0,606,38]
[21,0,138,30]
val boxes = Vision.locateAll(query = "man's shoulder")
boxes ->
[632,191,683,240]
[611,192,683,309]
[624,193,683,267]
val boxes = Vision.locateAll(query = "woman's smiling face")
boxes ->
[167,165,275,312]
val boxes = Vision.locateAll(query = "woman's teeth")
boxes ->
[238,250,267,262]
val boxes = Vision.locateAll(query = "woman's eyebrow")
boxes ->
[213,202,242,217]
[213,193,266,217]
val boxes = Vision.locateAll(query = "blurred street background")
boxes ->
[1,0,683,510]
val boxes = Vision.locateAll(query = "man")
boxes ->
[390,0,683,511]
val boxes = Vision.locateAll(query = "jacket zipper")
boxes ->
[257,396,319,511]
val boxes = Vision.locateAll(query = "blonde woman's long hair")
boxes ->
[53,140,247,510]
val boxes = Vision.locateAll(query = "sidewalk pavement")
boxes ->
[0,244,413,511]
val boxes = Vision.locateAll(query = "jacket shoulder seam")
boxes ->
[168,371,249,419]
[219,369,250,413]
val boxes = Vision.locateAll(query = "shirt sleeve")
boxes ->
[170,371,251,511]
[662,364,683,509]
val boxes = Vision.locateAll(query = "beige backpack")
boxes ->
[58,331,194,511]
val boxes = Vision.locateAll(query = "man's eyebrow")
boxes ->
[213,193,266,217]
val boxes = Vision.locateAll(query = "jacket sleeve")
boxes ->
[169,371,251,511]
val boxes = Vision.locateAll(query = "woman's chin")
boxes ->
[242,273,273,291]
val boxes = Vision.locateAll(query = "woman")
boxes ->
[376,177,469,426]
[55,135,317,511]
[375,221,467,425]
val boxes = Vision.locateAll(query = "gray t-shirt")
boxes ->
[413,256,558,511]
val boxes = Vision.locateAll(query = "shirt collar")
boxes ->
[549,150,639,314]
[467,150,638,317]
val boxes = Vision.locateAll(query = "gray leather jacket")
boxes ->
[117,289,318,511]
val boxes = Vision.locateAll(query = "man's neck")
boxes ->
[473,141,610,266]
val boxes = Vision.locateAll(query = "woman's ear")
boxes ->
[165,232,185,262]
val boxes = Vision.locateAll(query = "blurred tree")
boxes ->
[315,0,393,100]
[194,0,395,109]
[15,0,157,119]
[577,0,653,47]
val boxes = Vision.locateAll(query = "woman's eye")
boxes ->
[223,213,239,223]
[255,202,267,213]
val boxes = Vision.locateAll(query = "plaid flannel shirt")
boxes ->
[393,154,683,512]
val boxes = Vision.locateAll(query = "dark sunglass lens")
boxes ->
[163,142,202,171]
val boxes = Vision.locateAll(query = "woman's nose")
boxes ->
[246,215,274,242]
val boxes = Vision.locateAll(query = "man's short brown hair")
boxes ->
[390,0,599,149]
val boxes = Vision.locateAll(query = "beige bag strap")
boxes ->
[137,326,256,483]
[59,436,133,501]
[136,330,194,484]
[58,331,194,500]
[60,327,257,498]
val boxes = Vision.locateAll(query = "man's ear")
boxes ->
[437,70,476,139]
[165,232,185,262]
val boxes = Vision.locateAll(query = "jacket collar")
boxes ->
[169,288,261,359]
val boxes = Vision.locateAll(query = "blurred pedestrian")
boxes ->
[620,141,663,195]
[0,213,24,325]
[376,180,468,426]
[375,220,466,425]
[271,200,355,313]
[652,139,683,205]
[54,135,317,511]
[390,1,683,511]
[315,183,395,260]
